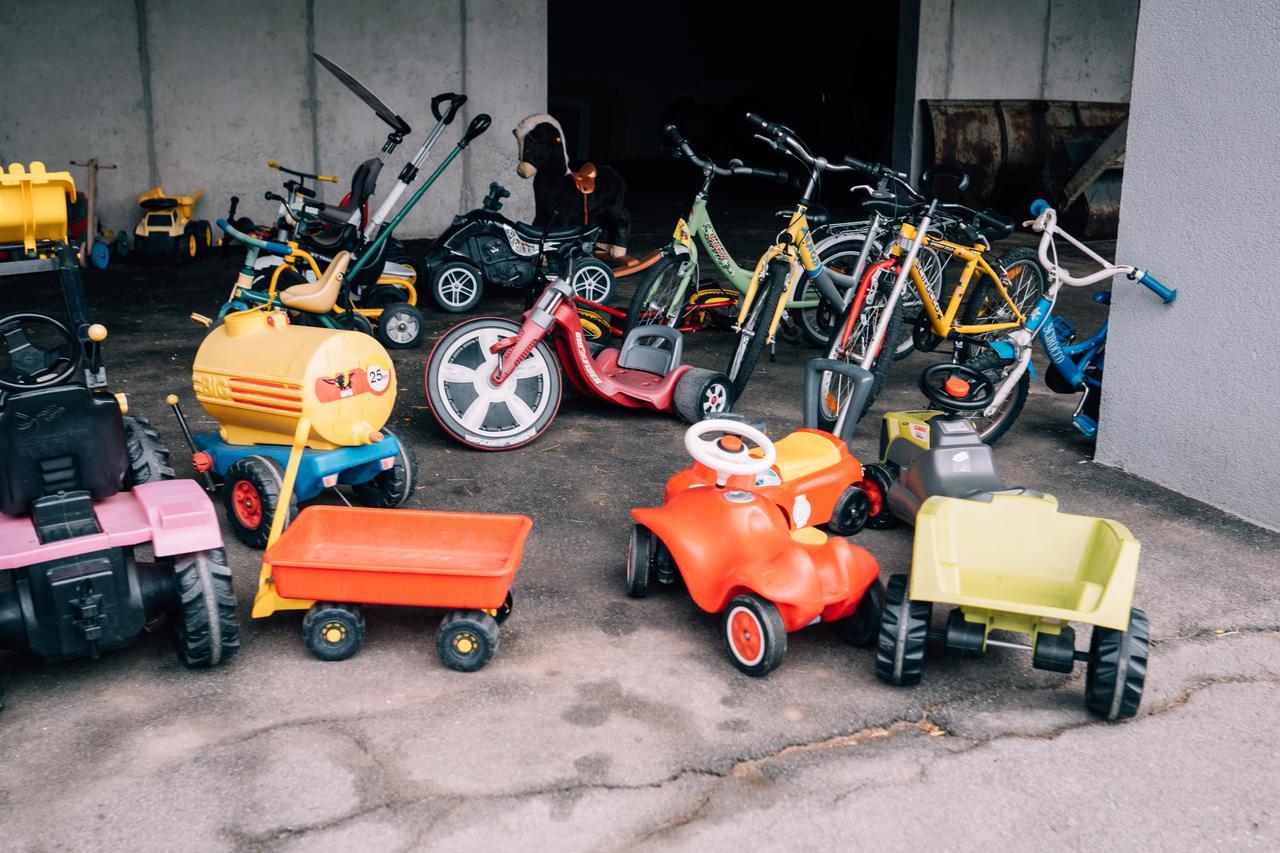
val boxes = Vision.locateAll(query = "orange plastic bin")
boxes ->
[268,505,532,608]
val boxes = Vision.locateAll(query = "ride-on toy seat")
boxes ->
[628,419,883,676]
[277,251,352,313]
[616,324,681,375]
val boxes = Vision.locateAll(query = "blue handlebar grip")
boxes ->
[263,240,292,256]
[1030,198,1050,216]
[1139,271,1177,304]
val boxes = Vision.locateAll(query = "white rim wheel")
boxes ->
[438,266,480,309]
[684,419,776,485]
[433,325,555,442]
[702,380,730,415]
[383,307,420,345]
[571,262,612,303]
[725,604,766,667]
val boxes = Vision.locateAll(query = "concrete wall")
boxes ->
[895,0,1139,174]
[1097,1,1280,531]
[0,0,546,238]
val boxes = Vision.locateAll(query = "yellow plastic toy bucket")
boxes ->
[0,162,77,255]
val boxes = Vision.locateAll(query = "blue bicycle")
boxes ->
[947,200,1176,441]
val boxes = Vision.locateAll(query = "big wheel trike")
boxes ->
[169,304,416,549]
[254,405,532,671]
[627,419,882,676]
[425,250,735,450]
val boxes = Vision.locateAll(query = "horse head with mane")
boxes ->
[514,114,631,258]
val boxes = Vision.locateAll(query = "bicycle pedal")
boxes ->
[1072,414,1098,439]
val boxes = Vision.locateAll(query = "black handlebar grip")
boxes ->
[296,185,316,199]
[460,113,491,146]
[264,191,284,203]
[662,124,686,147]
[973,210,1003,229]
[744,112,768,130]
[432,92,467,124]
[760,168,789,184]
[842,155,874,174]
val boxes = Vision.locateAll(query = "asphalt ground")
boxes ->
[1,211,1276,851]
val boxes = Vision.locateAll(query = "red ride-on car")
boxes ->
[627,419,884,676]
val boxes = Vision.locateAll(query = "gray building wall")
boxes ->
[896,0,1139,175]
[0,0,546,238]
[1097,1,1280,531]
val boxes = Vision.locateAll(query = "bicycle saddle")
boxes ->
[278,251,351,314]
[974,210,1015,241]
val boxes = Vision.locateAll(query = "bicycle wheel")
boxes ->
[959,247,1046,336]
[793,233,868,348]
[816,264,905,430]
[900,242,946,360]
[624,253,693,334]
[727,260,787,398]
[956,349,1029,444]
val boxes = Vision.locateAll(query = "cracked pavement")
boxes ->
[1,219,1277,850]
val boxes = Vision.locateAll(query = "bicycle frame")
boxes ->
[733,206,825,345]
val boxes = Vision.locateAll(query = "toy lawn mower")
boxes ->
[422,181,616,313]
[627,419,883,676]
[840,362,1150,719]
[169,303,416,549]
[133,187,212,260]
[425,245,734,450]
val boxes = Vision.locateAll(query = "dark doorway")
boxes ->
[548,1,901,241]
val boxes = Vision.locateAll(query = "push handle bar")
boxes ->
[664,124,788,181]
[431,93,467,124]
[267,160,338,183]
[460,114,491,146]
[217,218,290,256]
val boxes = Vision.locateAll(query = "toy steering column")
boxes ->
[251,410,318,618]
[684,419,777,487]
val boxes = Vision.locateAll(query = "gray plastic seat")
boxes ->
[617,325,682,376]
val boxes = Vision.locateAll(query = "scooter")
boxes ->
[422,181,615,312]
[425,244,734,450]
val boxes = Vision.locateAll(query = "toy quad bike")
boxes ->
[627,419,882,676]
[133,187,211,260]
[425,248,734,450]
[170,298,417,549]
[852,364,1150,719]
[422,181,616,312]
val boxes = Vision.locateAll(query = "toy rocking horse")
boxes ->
[513,114,631,258]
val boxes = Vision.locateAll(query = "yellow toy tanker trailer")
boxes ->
[169,307,416,547]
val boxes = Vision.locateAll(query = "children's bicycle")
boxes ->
[955,200,1176,439]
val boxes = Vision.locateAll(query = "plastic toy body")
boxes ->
[133,187,211,259]
[627,420,882,676]
[426,276,733,450]
[0,163,76,255]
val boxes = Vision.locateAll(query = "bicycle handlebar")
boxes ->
[1029,200,1177,302]
[431,93,467,124]
[664,124,788,182]
[842,155,909,184]
[745,113,854,174]
[217,218,291,256]
[267,160,338,183]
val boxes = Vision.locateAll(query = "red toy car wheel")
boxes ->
[231,481,262,528]
[721,594,786,677]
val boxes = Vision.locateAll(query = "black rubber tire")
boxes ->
[834,577,885,647]
[436,610,500,672]
[340,311,375,336]
[958,246,1047,336]
[875,573,930,685]
[170,547,240,668]
[727,260,787,398]
[375,302,424,349]
[1085,608,1149,720]
[302,603,365,662]
[672,368,734,423]
[956,349,1029,446]
[570,258,616,306]
[817,267,906,429]
[626,523,660,598]
[491,591,514,625]
[722,593,787,677]
[860,463,898,530]
[180,225,199,262]
[1032,625,1077,673]
[351,428,417,508]
[828,485,871,536]
[222,455,298,549]
[792,277,842,349]
[625,254,691,334]
[945,608,986,657]
[195,220,212,252]
[431,260,485,313]
[122,414,174,487]
[425,317,562,451]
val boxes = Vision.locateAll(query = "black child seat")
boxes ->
[304,158,384,249]
[617,325,682,376]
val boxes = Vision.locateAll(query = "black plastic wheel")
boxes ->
[722,594,787,677]
[170,547,240,667]
[945,609,986,657]
[490,591,514,625]
[222,455,298,548]
[875,574,931,685]
[436,610,500,672]
[672,367,733,423]
[196,220,212,252]
[351,429,417,509]
[1085,608,1149,720]
[122,414,174,487]
[860,463,898,530]
[828,485,871,535]
[1032,626,1077,673]
[341,311,375,336]
[625,523,657,598]
[569,258,616,305]
[375,303,424,349]
[302,603,366,661]
[431,260,485,313]
[834,577,885,647]
[361,284,408,312]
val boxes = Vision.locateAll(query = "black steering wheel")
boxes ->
[0,313,81,393]
[919,362,995,412]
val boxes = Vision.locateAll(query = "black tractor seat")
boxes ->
[513,220,598,241]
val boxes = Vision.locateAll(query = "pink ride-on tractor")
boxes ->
[627,419,884,676]
[0,314,239,708]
